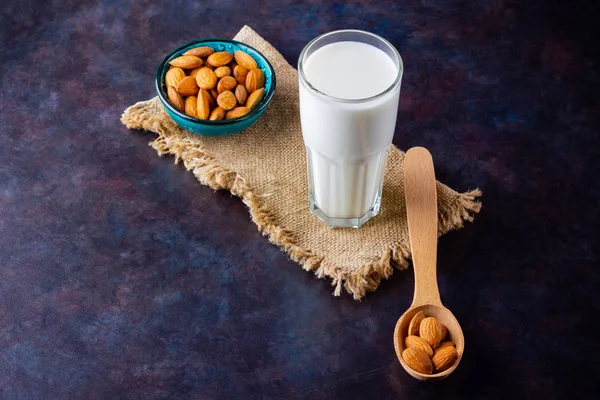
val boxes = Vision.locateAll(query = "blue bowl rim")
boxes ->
[155,38,277,126]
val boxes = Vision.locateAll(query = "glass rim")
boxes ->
[297,29,403,104]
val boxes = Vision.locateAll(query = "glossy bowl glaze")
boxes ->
[156,39,276,136]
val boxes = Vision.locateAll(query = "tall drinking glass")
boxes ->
[298,30,403,228]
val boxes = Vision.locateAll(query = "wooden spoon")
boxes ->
[393,147,464,381]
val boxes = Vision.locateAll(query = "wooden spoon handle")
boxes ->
[404,147,442,307]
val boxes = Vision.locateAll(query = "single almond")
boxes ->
[201,89,215,109]
[211,88,219,101]
[167,86,185,112]
[432,346,458,372]
[420,317,442,349]
[176,76,199,96]
[209,107,225,121]
[189,67,202,79]
[405,335,433,358]
[196,89,211,120]
[245,87,264,110]
[207,51,233,67]
[195,67,217,90]
[245,68,265,93]
[169,55,203,69]
[216,90,237,111]
[440,324,448,342]
[408,311,425,336]
[402,347,433,375]
[184,96,198,119]
[225,106,250,120]
[437,341,455,351]
[165,67,185,88]
[234,84,248,105]
[183,46,214,58]
[214,66,231,78]
[234,50,258,70]
[217,76,237,94]
[233,65,248,85]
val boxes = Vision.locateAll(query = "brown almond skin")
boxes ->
[402,347,433,375]
[165,67,185,88]
[209,107,225,121]
[245,68,265,93]
[214,66,231,78]
[408,311,425,336]
[189,67,202,79]
[432,346,458,372]
[184,46,214,58]
[234,84,248,105]
[168,55,203,69]
[216,90,237,111]
[167,86,184,112]
[196,89,211,120]
[437,341,455,351]
[440,324,448,342]
[234,50,258,70]
[207,51,233,67]
[201,89,215,109]
[217,76,237,94]
[233,65,248,85]
[420,317,442,349]
[405,335,433,358]
[195,67,217,90]
[176,76,199,96]
[225,106,250,120]
[210,88,219,101]
[245,87,264,110]
[184,96,198,119]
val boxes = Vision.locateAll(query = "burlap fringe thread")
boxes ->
[122,100,481,300]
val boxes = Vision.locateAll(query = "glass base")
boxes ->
[309,194,382,228]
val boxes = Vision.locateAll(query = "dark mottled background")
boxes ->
[1,0,599,399]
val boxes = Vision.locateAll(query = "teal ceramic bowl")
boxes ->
[155,39,276,136]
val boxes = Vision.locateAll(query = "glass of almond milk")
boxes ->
[298,30,403,228]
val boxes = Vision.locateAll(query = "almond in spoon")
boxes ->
[405,335,433,358]
[402,347,433,375]
[432,346,458,372]
[408,311,425,336]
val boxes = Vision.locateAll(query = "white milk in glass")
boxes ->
[299,38,401,226]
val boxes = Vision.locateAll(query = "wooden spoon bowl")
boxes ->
[393,147,465,381]
[394,304,464,381]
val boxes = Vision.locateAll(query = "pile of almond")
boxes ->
[165,46,266,120]
[402,311,458,374]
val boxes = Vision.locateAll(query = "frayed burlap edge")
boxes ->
[121,98,481,300]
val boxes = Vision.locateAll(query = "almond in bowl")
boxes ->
[157,40,276,136]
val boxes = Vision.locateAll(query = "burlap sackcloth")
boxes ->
[121,25,482,300]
